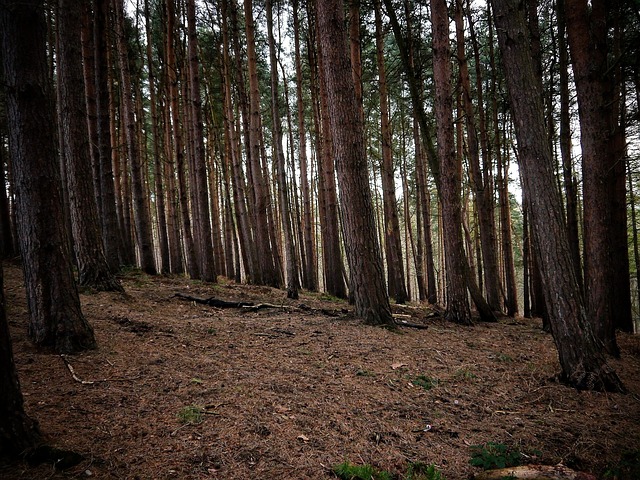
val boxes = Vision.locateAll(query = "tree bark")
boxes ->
[565,0,625,355]
[244,0,279,287]
[93,0,122,272]
[186,0,216,282]
[490,0,624,391]
[0,264,42,458]
[57,0,123,292]
[454,0,502,313]
[375,0,408,304]
[267,0,299,298]
[432,0,472,324]
[293,0,317,292]
[316,0,393,327]
[1,0,97,353]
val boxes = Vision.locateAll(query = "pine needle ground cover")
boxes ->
[2,263,638,479]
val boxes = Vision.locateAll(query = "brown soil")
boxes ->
[1,262,639,479]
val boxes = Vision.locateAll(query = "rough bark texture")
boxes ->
[431,0,472,325]
[186,0,216,282]
[244,0,279,287]
[0,265,42,459]
[565,0,627,353]
[267,0,299,299]
[293,0,317,292]
[490,0,624,392]
[2,0,97,353]
[454,0,502,313]
[57,0,123,292]
[113,0,157,275]
[316,0,393,327]
[93,0,122,272]
[375,0,408,304]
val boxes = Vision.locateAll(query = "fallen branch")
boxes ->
[174,293,254,308]
[60,355,94,385]
[473,464,596,480]
[393,315,429,329]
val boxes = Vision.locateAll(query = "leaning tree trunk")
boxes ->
[1,0,97,353]
[0,264,42,458]
[316,0,393,327]
[57,0,123,292]
[490,0,624,392]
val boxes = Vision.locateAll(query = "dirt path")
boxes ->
[2,263,639,479]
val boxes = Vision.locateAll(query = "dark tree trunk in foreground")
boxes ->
[490,0,624,392]
[565,0,627,353]
[1,0,97,353]
[432,0,471,325]
[57,0,123,292]
[0,264,42,458]
[317,0,393,327]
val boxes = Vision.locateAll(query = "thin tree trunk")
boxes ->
[93,0,122,271]
[293,0,317,291]
[186,0,216,281]
[244,0,279,287]
[267,0,299,298]
[113,0,156,274]
[454,0,501,313]
[375,0,408,304]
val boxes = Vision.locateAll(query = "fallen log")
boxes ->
[474,464,597,480]
[174,293,255,308]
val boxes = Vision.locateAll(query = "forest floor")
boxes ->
[1,261,639,480]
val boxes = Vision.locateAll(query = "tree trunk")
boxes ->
[454,0,502,313]
[244,0,279,287]
[431,0,472,324]
[375,0,408,304]
[93,0,122,272]
[267,0,299,298]
[565,0,624,355]
[57,0,123,292]
[0,264,42,458]
[293,0,317,292]
[186,0,216,282]
[1,0,97,353]
[309,0,347,299]
[490,0,624,392]
[316,0,393,327]
[112,0,156,275]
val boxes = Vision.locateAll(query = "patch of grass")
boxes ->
[469,442,522,470]
[190,377,203,385]
[356,368,376,377]
[405,461,446,479]
[177,405,204,425]
[604,449,640,479]
[332,461,392,480]
[495,352,513,363]
[411,374,439,391]
[453,368,477,381]
[207,327,217,335]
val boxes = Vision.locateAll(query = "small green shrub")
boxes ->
[405,461,445,480]
[177,405,204,425]
[411,375,439,391]
[469,442,522,470]
[332,461,392,480]
[453,368,477,380]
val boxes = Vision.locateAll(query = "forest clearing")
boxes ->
[2,263,639,480]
